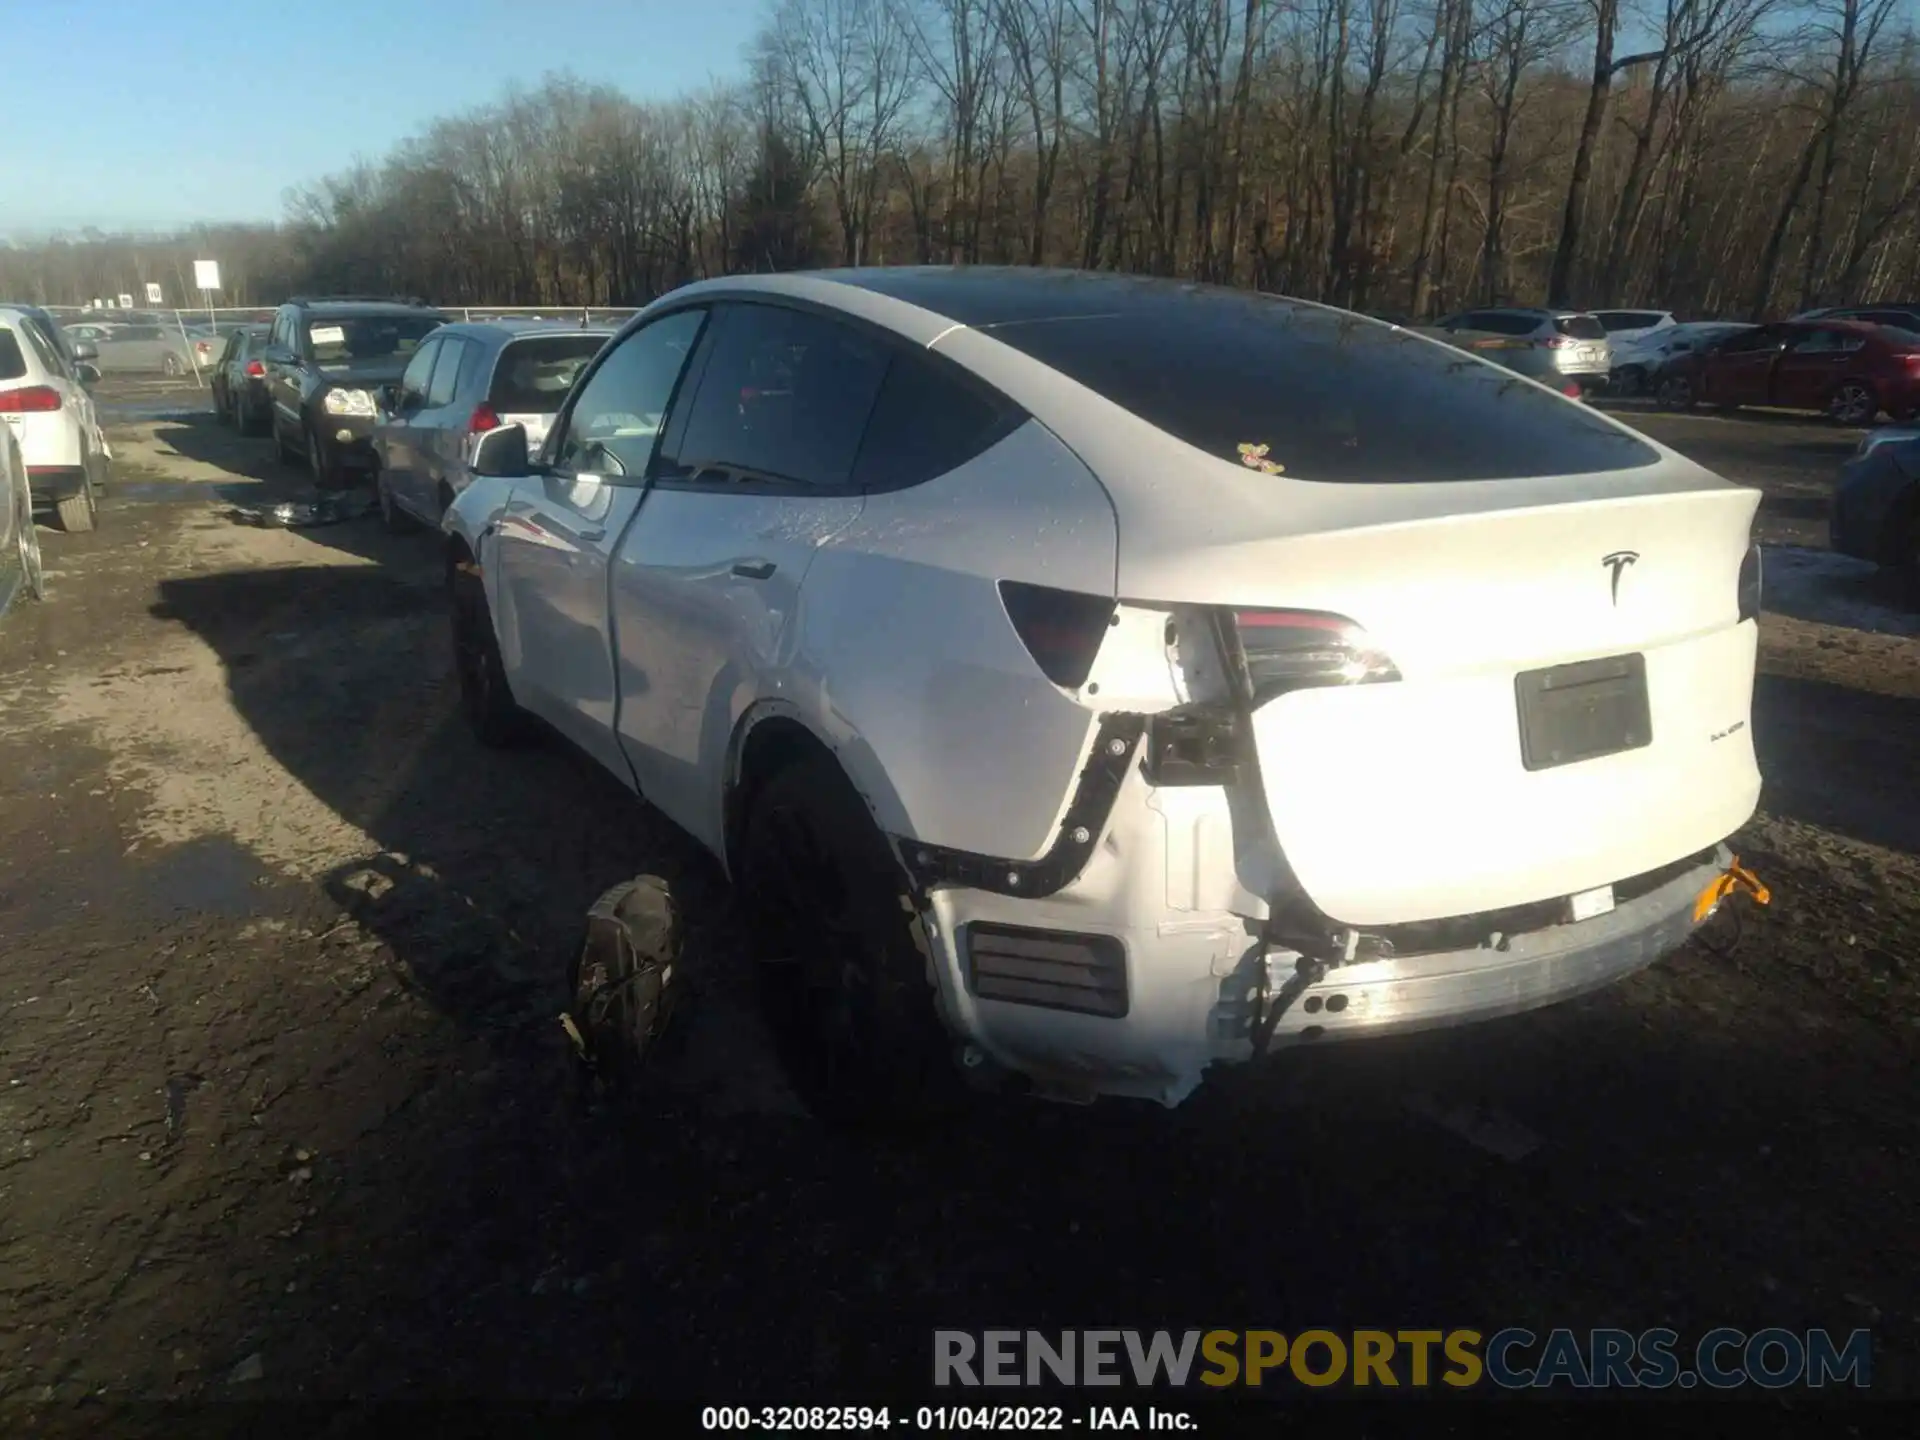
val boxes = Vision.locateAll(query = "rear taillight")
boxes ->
[469,403,501,435]
[1146,608,1400,788]
[1738,544,1762,623]
[245,360,265,377]
[998,581,1115,689]
[1228,608,1400,701]
[1899,353,1920,371]
[1539,336,1573,350]
[0,385,61,413]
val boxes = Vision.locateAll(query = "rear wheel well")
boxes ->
[726,717,854,878]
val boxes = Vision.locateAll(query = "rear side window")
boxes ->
[670,303,889,488]
[1718,327,1783,355]
[1555,315,1608,340]
[425,339,465,407]
[851,349,1019,490]
[489,334,607,415]
[1876,325,1920,347]
[982,288,1659,482]
[1476,312,1541,336]
[0,329,27,381]
[19,322,64,376]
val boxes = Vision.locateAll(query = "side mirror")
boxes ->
[75,362,101,386]
[69,341,99,361]
[262,346,295,365]
[470,423,529,478]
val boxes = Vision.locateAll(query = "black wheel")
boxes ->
[450,559,530,746]
[1830,381,1878,427]
[54,476,96,534]
[377,467,420,533]
[307,423,347,490]
[162,353,183,378]
[276,416,302,467]
[212,385,230,424]
[1616,366,1644,396]
[740,753,962,1128]
[1656,374,1694,410]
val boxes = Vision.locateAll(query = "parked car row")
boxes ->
[1654,318,1920,424]
[212,295,613,531]
[1419,308,1614,396]
[392,267,1773,1122]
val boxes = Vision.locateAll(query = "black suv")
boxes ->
[262,296,445,487]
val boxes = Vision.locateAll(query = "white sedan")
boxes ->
[444,269,1766,1121]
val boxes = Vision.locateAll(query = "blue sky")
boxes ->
[1,0,765,235]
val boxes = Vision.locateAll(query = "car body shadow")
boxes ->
[118,551,1920,1402]
[1753,672,1920,855]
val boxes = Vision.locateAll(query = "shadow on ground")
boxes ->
[1753,673,1920,855]
[49,544,1902,1408]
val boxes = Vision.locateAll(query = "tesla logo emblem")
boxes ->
[1602,550,1640,605]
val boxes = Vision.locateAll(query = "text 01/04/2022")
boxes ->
[701,1405,1196,1431]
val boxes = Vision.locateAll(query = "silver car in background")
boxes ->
[371,320,613,531]
[1426,307,1612,395]
[61,320,200,376]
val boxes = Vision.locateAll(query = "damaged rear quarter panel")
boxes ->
[798,419,1120,861]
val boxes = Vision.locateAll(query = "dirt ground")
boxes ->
[1,382,1916,1418]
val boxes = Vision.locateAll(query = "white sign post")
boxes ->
[144,282,164,306]
[192,259,221,332]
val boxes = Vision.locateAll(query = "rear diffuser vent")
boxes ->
[965,924,1128,1018]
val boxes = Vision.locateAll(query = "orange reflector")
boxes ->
[1693,857,1771,924]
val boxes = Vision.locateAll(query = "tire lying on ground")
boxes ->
[566,875,683,1094]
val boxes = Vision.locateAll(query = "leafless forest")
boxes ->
[6,0,1919,320]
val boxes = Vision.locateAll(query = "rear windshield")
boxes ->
[1876,325,1920,347]
[0,329,26,380]
[489,334,608,413]
[1554,315,1609,340]
[982,289,1658,482]
[305,315,439,367]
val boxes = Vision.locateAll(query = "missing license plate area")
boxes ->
[1515,653,1651,771]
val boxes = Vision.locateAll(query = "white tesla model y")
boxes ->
[444,268,1765,1119]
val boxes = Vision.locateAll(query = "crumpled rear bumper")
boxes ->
[920,735,1741,1108]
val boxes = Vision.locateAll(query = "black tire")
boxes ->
[307,423,347,490]
[377,468,420,533]
[162,354,183,378]
[1616,366,1644,397]
[740,753,962,1128]
[450,560,531,747]
[1656,374,1694,410]
[276,416,302,468]
[54,477,96,534]
[212,385,230,425]
[1830,381,1878,427]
